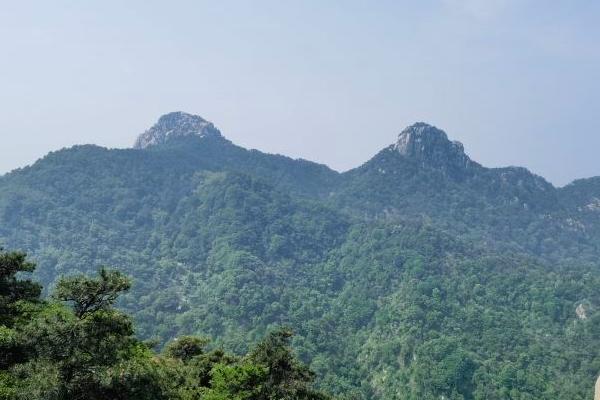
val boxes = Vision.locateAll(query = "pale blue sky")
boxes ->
[1,1,599,185]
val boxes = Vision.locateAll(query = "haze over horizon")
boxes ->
[1,1,599,185]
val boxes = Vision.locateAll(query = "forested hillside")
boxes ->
[0,250,331,399]
[0,112,598,399]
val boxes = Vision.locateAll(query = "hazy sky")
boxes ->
[1,1,599,186]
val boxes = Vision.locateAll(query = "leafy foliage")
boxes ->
[0,250,331,399]
[0,133,599,398]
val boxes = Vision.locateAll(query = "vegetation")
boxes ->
[0,249,331,399]
[0,132,599,398]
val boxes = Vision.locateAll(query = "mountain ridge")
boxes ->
[0,111,598,399]
[2,111,597,262]
[129,112,575,189]
[1,111,590,190]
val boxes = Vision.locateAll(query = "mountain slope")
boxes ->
[0,112,598,399]
[333,123,597,261]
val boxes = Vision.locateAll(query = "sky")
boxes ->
[1,1,599,186]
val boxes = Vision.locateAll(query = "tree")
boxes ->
[0,249,41,369]
[164,336,210,362]
[0,249,41,326]
[52,267,131,318]
[204,363,268,400]
[17,269,158,399]
[246,327,331,400]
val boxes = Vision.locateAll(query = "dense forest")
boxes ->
[0,112,598,398]
[0,249,331,399]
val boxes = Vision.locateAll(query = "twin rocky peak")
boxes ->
[134,111,473,168]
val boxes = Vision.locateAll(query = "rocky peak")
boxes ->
[394,123,473,170]
[134,112,222,149]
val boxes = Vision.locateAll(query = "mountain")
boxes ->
[133,111,223,149]
[335,122,595,260]
[0,112,598,399]
[394,122,477,171]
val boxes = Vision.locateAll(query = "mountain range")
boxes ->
[0,112,598,399]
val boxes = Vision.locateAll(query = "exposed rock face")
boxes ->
[134,112,222,149]
[596,375,600,400]
[586,198,600,211]
[576,303,588,320]
[394,123,475,170]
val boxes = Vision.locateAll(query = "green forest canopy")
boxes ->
[0,117,599,399]
[0,249,331,400]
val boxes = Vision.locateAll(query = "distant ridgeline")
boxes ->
[0,112,598,399]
